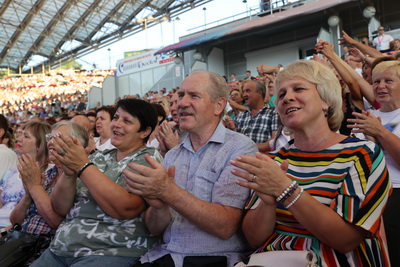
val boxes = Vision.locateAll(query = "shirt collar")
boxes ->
[181,121,226,152]
[246,103,272,113]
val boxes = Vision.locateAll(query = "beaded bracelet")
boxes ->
[77,162,94,178]
[285,187,304,209]
[276,181,298,203]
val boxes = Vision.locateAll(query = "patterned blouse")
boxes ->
[22,164,58,235]
[246,137,391,267]
[50,147,163,258]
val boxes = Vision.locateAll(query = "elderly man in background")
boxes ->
[124,70,258,267]
[225,79,278,151]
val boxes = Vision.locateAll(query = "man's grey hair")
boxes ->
[255,79,266,98]
[51,121,89,148]
[191,70,229,102]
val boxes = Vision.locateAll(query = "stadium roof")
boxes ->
[0,0,211,72]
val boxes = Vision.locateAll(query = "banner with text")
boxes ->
[115,49,174,77]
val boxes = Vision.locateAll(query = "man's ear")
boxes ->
[0,128,4,141]
[214,98,227,116]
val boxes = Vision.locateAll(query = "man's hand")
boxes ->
[124,154,176,203]
[157,121,179,150]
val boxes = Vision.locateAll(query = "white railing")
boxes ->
[186,0,310,34]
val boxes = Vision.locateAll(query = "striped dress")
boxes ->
[246,137,391,267]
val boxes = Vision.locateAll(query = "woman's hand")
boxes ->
[347,111,383,142]
[228,98,239,109]
[349,47,366,62]
[339,30,356,46]
[17,154,43,191]
[49,133,89,175]
[231,153,292,200]
[223,115,236,130]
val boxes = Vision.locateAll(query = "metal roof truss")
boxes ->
[0,0,211,72]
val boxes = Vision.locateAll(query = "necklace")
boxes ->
[311,131,333,151]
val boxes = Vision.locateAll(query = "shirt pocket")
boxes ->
[194,169,219,202]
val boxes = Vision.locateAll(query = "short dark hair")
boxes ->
[85,112,96,117]
[151,103,167,125]
[116,99,158,143]
[96,105,116,120]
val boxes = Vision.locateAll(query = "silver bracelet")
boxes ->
[276,180,298,203]
[285,188,304,209]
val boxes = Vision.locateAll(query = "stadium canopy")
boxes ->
[0,0,211,72]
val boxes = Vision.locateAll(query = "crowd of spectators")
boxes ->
[0,69,113,123]
[0,27,399,267]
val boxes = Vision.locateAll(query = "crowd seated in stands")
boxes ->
[0,69,113,121]
[1,29,400,266]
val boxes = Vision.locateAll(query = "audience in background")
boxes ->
[1,28,399,267]
[94,105,116,151]
[225,79,278,151]
[0,114,18,181]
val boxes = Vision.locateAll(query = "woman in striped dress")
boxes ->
[232,60,391,266]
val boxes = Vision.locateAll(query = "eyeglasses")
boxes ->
[378,28,384,31]
[45,133,53,142]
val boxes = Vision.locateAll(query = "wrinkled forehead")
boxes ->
[180,73,209,93]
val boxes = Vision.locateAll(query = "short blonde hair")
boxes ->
[274,60,343,131]
[372,60,400,79]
